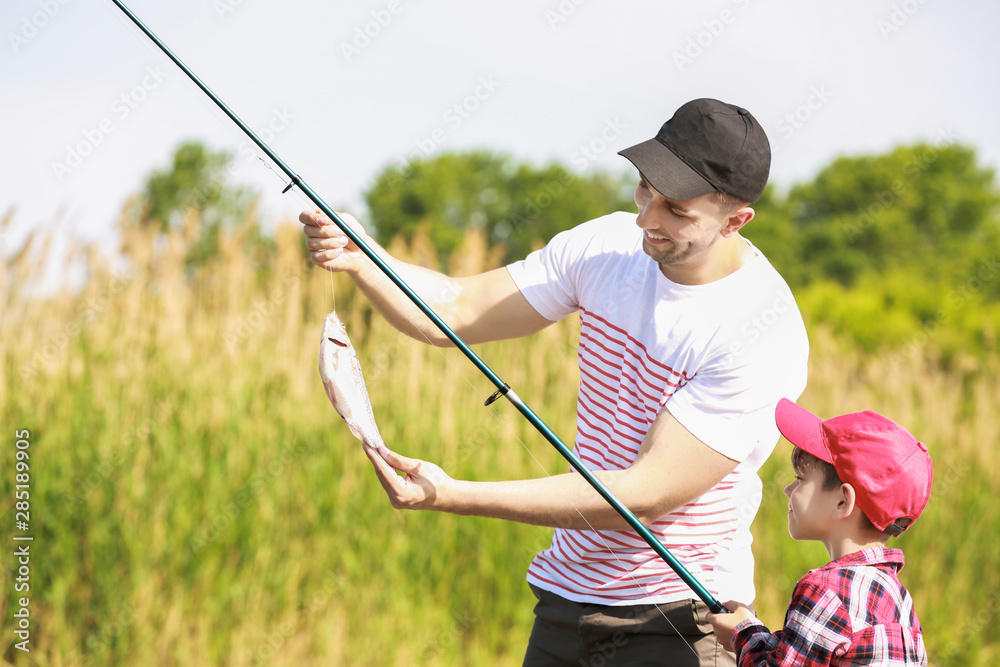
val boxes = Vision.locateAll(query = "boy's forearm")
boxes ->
[730,618,779,665]
[731,591,846,667]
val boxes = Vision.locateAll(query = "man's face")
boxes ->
[632,175,731,272]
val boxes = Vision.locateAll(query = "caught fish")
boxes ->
[318,309,385,451]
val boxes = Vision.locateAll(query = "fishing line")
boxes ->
[106,0,727,624]
[108,1,708,650]
[103,0,314,236]
[306,219,701,657]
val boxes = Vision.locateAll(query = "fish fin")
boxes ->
[323,379,339,408]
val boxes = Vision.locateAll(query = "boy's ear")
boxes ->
[833,483,859,522]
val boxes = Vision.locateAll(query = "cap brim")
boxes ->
[775,398,832,463]
[618,139,716,201]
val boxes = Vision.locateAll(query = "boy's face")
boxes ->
[784,463,842,541]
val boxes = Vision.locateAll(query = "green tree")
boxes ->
[364,150,636,266]
[740,184,803,284]
[138,141,269,266]
[748,142,1000,356]
[787,143,1000,288]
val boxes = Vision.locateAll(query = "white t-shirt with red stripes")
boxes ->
[506,211,809,606]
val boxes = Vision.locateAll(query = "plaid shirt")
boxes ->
[732,547,927,666]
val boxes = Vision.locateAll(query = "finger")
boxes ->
[310,249,350,269]
[376,445,419,473]
[335,211,361,228]
[364,442,396,473]
[305,234,348,252]
[298,209,328,227]
[303,222,334,239]
[364,444,406,497]
[304,223,349,246]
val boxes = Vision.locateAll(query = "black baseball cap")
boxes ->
[618,98,771,203]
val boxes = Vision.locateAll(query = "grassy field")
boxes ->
[2,211,998,665]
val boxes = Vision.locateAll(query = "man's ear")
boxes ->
[833,483,859,522]
[721,207,755,237]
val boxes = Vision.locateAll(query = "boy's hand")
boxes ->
[706,601,757,652]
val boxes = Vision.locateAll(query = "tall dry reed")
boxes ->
[1,208,996,665]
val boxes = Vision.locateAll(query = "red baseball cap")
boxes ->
[775,398,933,533]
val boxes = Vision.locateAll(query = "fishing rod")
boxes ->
[109,0,725,614]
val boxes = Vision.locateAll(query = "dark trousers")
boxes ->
[522,585,737,667]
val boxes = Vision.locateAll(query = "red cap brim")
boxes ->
[775,398,832,464]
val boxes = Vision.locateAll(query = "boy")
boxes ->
[707,398,932,665]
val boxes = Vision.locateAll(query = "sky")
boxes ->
[3,0,999,276]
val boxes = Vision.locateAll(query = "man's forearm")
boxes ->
[439,470,668,531]
[351,248,465,346]
[304,209,546,344]
[431,410,739,530]
[351,251,552,346]
[366,410,738,532]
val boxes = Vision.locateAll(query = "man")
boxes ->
[301,98,809,666]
